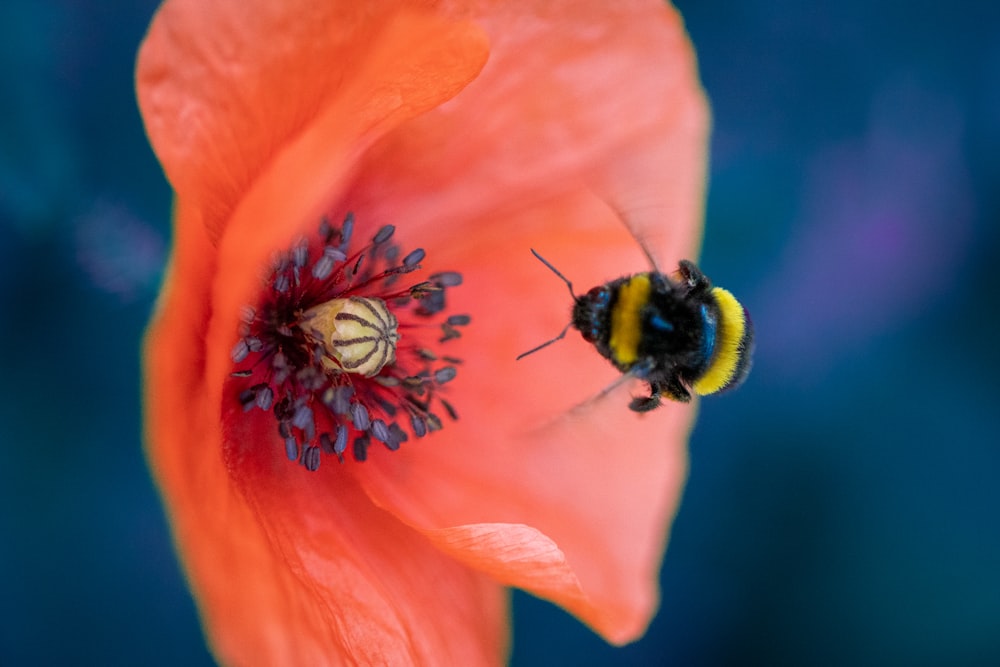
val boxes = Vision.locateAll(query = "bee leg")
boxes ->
[628,393,661,413]
[678,260,712,295]
[628,377,675,412]
[655,376,692,404]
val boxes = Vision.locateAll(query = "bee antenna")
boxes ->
[528,249,576,299]
[516,322,573,360]
[516,249,577,360]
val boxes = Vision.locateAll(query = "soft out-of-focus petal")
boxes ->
[342,0,707,643]
[140,0,490,423]
[148,318,509,665]
[141,1,499,664]
[345,0,707,268]
[357,194,695,644]
[137,0,489,243]
[141,0,709,660]
[204,6,490,439]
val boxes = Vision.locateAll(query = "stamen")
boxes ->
[273,273,290,294]
[411,414,427,438]
[403,248,425,267]
[292,238,309,269]
[431,271,463,287]
[440,398,458,421]
[434,366,457,384]
[319,217,334,243]
[324,385,353,415]
[284,437,299,462]
[350,402,370,431]
[255,385,274,411]
[291,403,314,431]
[354,435,370,462]
[373,224,395,245]
[370,419,391,444]
[384,423,407,451]
[340,213,355,249]
[332,425,348,456]
[231,339,250,363]
[228,212,465,471]
[302,445,321,472]
[312,246,347,280]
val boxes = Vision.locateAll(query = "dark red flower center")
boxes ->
[229,213,467,471]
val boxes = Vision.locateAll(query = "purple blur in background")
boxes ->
[1,1,998,665]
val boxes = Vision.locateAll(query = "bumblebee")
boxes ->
[518,250,753,412]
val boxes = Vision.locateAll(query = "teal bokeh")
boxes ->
[2,1,998,665]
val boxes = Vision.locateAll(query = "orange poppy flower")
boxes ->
[138,0,708,664]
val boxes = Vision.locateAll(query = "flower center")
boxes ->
[229,213,468,471]
[304,296,399,377]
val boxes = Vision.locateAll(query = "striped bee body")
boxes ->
[571,261,752,411]
[520,252,753,413]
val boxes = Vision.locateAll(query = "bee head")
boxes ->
[572,285,613,343]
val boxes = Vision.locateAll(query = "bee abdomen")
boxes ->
[691,287,753,395]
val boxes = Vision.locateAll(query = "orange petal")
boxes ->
[343,0,707,269]
[140,1,501,664]
[141,0,708,659]
[202,8,489,417]
[357,195,695,644]
[136,0,489,244]
[341,1,707,644]
[147,273,510,665]
[144,357,508,663]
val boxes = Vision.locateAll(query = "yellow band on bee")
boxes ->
[692,287,746,395]
[609,274,651,366]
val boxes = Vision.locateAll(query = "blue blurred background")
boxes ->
[2,1,998,665]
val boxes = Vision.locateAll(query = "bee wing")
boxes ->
[568,371,638,415]
[525,368,649,436]
[598,196,667,274]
